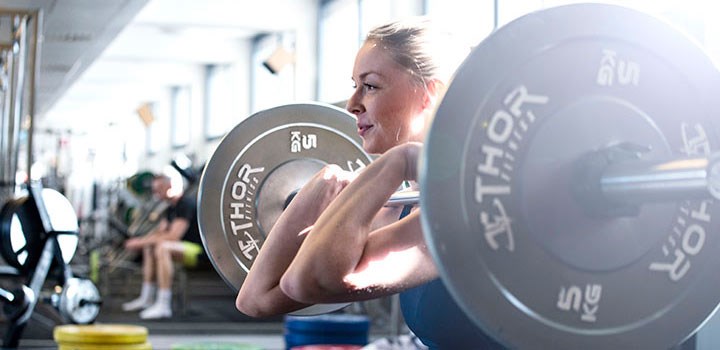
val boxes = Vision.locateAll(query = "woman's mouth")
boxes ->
[358,124,373,137]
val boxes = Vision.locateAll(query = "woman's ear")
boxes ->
[422,79,446,111]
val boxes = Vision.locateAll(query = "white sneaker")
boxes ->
[139,302,172,320]
[122,297,153,312]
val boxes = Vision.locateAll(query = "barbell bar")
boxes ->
[283,187,421,209]
[383,153,720,209]
[599,155,720,204]
[384,190,420,206]
[197,3,720,349]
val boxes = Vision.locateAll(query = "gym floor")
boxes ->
[5,264,399,350]
[7,266,289,349]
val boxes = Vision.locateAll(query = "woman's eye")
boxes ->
[351,82,377,91]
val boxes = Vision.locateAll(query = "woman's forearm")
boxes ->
[237,166,352,316]
[283,144,416,301]
[236,217,312,316]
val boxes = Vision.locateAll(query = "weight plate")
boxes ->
[198,102,372,315]
[421,4,720,349]
[59,277,101,324]
[0,188,79,271]
[54,324,148,344]
[0,195,43,272]
[58,341,152,350]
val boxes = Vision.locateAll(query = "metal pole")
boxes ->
[494,0,499,30]
[391,154,720,208]
[600,156,720,203]
[0,49,10,189]
[386,190,420,206]
[25,10,41,183]
[7,15,26,188]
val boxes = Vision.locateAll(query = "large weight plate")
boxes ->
[0,196,43,271]
[421,4,720,349]
[198,103,372,315]
[0,188,78,272]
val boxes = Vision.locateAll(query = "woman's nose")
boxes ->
[346,91,363,115]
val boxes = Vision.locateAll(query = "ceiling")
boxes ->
[0,0,311,133]
[14,0,718,137]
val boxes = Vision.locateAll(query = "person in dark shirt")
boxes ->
[122,174,202,320]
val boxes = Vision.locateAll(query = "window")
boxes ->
[205,65,234,140]
[251,33,296,113]
[317,0,360,104]
[425,0,495,47]
[145,101,169,155]
[171,86,191,148]
[361,0,423,34]
[494,0,719,64]
[206,62,250,139]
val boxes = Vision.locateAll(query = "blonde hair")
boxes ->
[364,17,469,89]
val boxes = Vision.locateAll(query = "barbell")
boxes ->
[319,155,720,208]
[197,3,720,349]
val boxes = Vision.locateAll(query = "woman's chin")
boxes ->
[362,140,375,154]
[362,137,394,155]
[364,145,391,155]
[363,147,379,155]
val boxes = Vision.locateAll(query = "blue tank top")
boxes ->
[399,279,506,349]
[397,205,505,349]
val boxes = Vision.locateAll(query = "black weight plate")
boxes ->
[0,196,43,272]
[421,4,720,349]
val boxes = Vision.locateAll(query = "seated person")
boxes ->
[121,174,203,319]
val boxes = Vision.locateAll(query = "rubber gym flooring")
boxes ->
[2,265,289,349]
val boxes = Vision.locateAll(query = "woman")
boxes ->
[237,17,504,349]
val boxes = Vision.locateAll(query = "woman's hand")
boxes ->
[397,142,421,182]
[284,164,357,230]
[281,141,437,304]
[236,164,356,317]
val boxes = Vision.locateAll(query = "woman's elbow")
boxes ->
[236,290,276,318]
[280,269,346,304]
[279,272,315,304]
[236,292,259,317]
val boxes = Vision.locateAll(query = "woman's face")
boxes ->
[347,41,428,154]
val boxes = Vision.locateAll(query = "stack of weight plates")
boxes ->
[54,324,151,350]
[284,314,369,350]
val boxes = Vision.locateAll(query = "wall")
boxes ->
[135,1,317,176]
